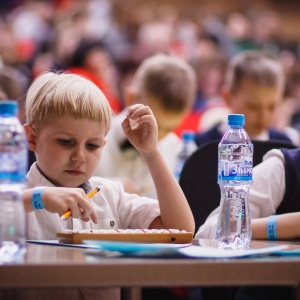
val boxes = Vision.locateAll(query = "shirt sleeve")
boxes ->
[249,149,286,218]
[92,176,161,229]
[118,192,161,229]
[195,149,286,239]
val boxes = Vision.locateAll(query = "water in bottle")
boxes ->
[216,114,253,250]
[0,100,28,263]
[175,130,197,181]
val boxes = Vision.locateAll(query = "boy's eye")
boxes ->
[86,143,100,150]
[57,139,73,146]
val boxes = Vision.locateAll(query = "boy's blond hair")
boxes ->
[131,53,196,112]
[225,51,285,93]
[26,72,112,134]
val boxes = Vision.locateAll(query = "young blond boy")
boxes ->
[94,53,196,198]
[14,72,194,300]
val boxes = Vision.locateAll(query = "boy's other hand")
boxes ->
[122,104,158,157]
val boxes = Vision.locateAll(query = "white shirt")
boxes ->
[26,163,161,240]
[195,149,286,239]
[94,109,183,198]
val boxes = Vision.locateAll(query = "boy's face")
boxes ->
[225,79,283,137]
[26,115,106,187]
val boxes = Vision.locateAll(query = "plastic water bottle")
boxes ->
[175,130,197,181]
[216,114,253,249]
[0,100,28,263]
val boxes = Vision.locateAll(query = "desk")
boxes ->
[0,240,300,299]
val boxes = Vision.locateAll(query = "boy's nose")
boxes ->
[70,146,86,162]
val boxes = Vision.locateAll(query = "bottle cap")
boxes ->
[228,114,245,126]
[182,130,195,141]
[0,100,18,117]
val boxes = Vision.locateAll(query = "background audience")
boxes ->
[1,2,300,300]
[0,0,300,141]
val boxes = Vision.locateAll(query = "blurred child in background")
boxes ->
[94,53,196,198]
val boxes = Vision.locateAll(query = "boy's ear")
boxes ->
[124,86,138,107]
[221,86,232,108]
[24,124,37,152]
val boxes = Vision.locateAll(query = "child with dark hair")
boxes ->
[69,39,122,113]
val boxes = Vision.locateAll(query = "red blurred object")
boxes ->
[17,39,36,62]
[174,111,202,138]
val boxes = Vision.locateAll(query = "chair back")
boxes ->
[179,139,296,234]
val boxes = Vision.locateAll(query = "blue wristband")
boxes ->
[267,215,279,240]
[32,187,45,210]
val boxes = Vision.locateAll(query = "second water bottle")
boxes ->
[216,114,253,250]
[174,130,197,181]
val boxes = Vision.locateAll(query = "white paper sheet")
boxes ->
[178,244,289,258]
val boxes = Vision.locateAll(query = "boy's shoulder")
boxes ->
[268,128,293,144]
[195,124,222,147]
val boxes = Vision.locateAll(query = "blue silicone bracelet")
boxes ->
[266,215,279,240]
[32,187,45,210]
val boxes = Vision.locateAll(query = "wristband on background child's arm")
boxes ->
[266,215,279,240]
[32,187,45,210]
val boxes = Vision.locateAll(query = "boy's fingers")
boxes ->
[90,210,98,224]
[81,210,98,224]
[79,198,98,224]
[121,118,130,130]
[81,217,91,222]
[135,115,155,126]
[127,105,152,120]
[65,202,81,218]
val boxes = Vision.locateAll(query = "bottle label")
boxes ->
[219,159,252,181]
[0,151,27,183]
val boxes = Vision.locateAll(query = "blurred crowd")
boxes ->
[1,0,300,139]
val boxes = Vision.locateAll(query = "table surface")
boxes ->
[1,239,300,289]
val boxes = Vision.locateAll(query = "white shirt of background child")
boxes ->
[196,149,285,239]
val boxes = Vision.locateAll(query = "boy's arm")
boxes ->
[122,104,195,232]
[22,187,98,223]
[252,212,300,240]
[143,149,195,232]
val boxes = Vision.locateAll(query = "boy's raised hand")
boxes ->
[122,104,158,157]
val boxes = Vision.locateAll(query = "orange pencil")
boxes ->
[60,187,100,220]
